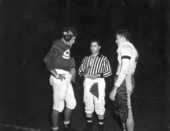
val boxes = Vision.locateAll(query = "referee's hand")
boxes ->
[89,75,98,79]
[84,74,99,79]
[84,74,90,78]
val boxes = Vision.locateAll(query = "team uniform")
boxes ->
[78,54,112,116]
[44,40,76,112]
[114,41,138,122]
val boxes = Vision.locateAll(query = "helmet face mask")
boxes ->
[62,27,77,42]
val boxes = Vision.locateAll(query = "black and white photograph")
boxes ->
[0,0,169,131]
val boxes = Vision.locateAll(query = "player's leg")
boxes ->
[125,76,135,131]
[125,77,134,131]
[50,75,67,131]
[115,80,128,131]
[64,77,77,131]
[122,123,126,131]
[64,107,72,123]
[95,79,106,131]
[51,110,60,131]
[63,107,73,130]
[51,93,65,131]
[125,94,134,131]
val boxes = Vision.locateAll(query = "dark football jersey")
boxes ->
[44,40,75,71]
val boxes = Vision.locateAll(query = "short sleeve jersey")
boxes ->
[114,41,138,87]
[44,40,75,71]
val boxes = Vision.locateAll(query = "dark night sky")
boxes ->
[0,0,169,98]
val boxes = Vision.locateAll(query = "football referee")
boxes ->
[78,39,112,131]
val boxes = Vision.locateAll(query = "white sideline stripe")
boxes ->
[0,123,41,131]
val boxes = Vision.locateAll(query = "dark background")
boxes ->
[0,0,170,130]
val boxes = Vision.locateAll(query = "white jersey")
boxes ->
[115,41,138,87]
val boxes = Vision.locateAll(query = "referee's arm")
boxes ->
[78,57,87,77]
[102,58,112,78]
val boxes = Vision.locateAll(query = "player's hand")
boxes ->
[71,76,76,83]
[56,74,66,81]
[114,75,118,83]
[109,88,117,101]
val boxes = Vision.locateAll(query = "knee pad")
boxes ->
[66,98,76,110]
[53,100,65,112]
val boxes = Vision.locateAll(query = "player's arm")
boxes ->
[114,58,130,89]
[50,69,58,77]
[110,46,132,101]
[114,45,132,88]
[110,58,130,101]
[70,67,76,83]
[70,58,77,83]
[50,69,66,81]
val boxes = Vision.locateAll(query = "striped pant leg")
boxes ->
[115,75,134,123]
[115,80,128,123]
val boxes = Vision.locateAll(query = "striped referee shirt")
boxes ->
[78,54,112,78]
